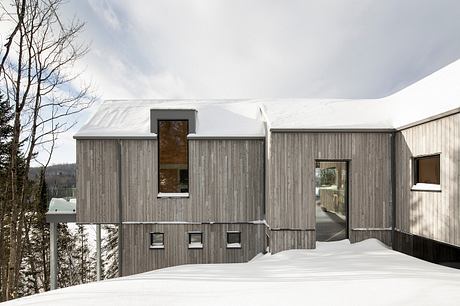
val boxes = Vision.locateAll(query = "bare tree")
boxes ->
[0,0,94,300]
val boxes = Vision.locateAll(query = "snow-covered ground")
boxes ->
[4,239,460,306]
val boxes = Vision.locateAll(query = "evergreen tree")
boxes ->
[0,94,13,299]
[102,225,119,279]
[74,225,96,284]
[57,224,79,288]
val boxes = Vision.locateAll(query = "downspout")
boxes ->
[117,140,123,277]
[391,132,396,249]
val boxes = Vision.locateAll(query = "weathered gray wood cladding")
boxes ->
[122,223,265,275]
[266,132,393,249]
[76,139,264,223]
[395,113,460,247]
[76,140,120,223]
[269,230,315,253]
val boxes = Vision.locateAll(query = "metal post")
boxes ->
[96,224,102,281]
[50,222,58,290]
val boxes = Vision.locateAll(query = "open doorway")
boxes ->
[315,161,348,242]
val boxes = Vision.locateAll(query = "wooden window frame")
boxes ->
[188,231,203,249]
[149,232,165,249]
[226,231,241,249]
[411,154,441,192]
[157,119,190,198]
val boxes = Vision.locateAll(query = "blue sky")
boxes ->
[36,0,460,164]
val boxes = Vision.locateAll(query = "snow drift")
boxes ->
[4,239,460,306]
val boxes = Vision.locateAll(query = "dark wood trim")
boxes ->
[391,132,396,247]
[117,140,123,276]
[393,230,460,268]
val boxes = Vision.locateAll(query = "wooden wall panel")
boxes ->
[76,140,119,223]
[77,139,264,223]
[122,223,265,275]
[350,230,392,245]
[266,132,392,249]
[269,230,315,253]
[122,139,264,222]
[395,113,460,247]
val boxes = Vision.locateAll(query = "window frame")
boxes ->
[157,119,190,197]
[188,231,203,249]
[226,231,242,249]
[411,153,441,192]
[149,232,165,249]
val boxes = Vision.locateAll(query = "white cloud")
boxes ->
[30,0,460,164]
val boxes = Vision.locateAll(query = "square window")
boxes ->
[413,155,441,191]
[227,231,241,248]
[188,232,203,249]
[150,232,164,249]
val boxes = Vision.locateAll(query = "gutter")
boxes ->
[391,132,396,249]
[117,140,123,277]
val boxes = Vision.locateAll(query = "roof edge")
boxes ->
[396,107,460,131]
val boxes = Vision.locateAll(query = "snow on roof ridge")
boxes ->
[75,59,460,137]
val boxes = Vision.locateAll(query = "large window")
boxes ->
[413,154,440,191]
[158,120,189,194]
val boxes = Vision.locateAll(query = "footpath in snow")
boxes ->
[4,239,460,306]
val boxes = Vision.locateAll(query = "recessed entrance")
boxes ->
[315,161,348,242]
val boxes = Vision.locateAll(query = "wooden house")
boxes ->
[74,61,460,275]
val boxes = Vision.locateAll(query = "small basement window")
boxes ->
[150,232,164,249]
[412,154,441,191]
[227,231,241,249]
[188,232,203,249]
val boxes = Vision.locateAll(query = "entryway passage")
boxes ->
[315,161,348,241]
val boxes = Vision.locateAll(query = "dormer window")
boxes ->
[151,109,196,197]
[158,120,189,194]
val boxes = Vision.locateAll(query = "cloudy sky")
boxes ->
[37,0,460,164]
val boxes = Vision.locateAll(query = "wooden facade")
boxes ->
[77,139,264,223]
[75,109,459,274]
[123,223,265,275]
[266,132,393,252]
[395,113,460,248]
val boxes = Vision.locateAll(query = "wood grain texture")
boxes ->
[77,139,264,223]
[266,132,393,249]
[76,140,119,223]
[395,113,460,247]
[122,223,265,275]
[269,230,315,253]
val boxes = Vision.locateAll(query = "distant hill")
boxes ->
[30,163,76,198]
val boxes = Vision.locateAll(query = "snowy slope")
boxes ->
[4,239,460,306]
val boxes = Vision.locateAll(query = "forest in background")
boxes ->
[0,0,100,301]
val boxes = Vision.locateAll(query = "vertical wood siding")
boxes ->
[269,230,315,253]
[76,140,119,223]
[77,139,264,223]
[122,223,265,275]
[395,113,460,247]
[266,132,392,249]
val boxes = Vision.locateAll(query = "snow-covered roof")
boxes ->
[74,99,265,138]
[74,60,460,138]
[262,59,460,130]
[45,198,76,223]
